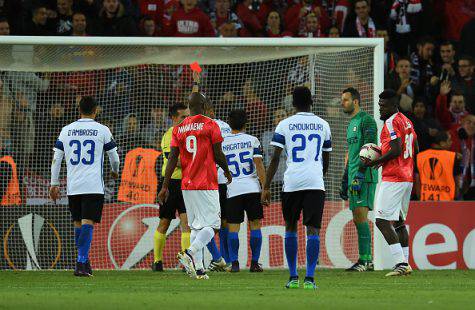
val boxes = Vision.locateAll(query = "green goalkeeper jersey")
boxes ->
[346,110,378,184]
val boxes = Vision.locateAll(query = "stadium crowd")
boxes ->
[0,0,475,202]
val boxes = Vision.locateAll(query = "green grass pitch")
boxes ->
[0,269,474,309]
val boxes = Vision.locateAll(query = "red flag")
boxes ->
[190,62,202,73]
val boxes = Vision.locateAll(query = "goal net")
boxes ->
[0,37,383,270]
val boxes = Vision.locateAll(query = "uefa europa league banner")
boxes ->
[1,202,474,270]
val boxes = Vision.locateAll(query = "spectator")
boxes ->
[415,130,462,201]
[102,68,134,120]
[236,0,263,36]
[285,0,330,37]
[333,0,352,33]
[209,0,241,32]
[139,16,159,36]
[388,0,423,56]
[452,55,475,113]
[96,0,138,36]
[437,41,458,81]
[0,0,23,35]
[386,58,415,98]
[242,79,267,136]
[410,36,436,97]
[459,18,475,58]
[73,0,101,20]
[0,80,13,147]
[300,13,325,37]
[141,106,169,146]
[327,26,340,37]
[342,0,377,38]
[261,108,288,200]
[265,10,290,37]
[54,0,74,35]
[137,0,163,23]
[409,97,442,151]
[377,28,398,74]
[0,17,10,35]
[161,0,179,34]
[449,114,475,200]
[218,20,238,37]
[118,113,144,158]
[68,12,88,36]
[23,5,55,36]
[167,0,215,37]
[436,80,469,130]
[257,0,288,28]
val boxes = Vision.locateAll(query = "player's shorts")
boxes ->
[182,190,221,230]
[68,194,104,223]
[349,182,376,210]
[226,192,263,224]
[375,181,413,221]
[218,184,228,221]
[281,190,325,228]
[159,178,186,220]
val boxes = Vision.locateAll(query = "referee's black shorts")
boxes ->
[281,190,325,228]
[68,194,104,223]
[218,184,228,221]
[159,178,186,220]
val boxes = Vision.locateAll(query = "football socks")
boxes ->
[228,232,239,263]
[77,224,93,264]
[206,237,222,261]
[285,232,298,278]
[153,231,166,263]
[305,235,320,278]
[250,229,262,263]
[356,222,372,262]
[219,228,230,263]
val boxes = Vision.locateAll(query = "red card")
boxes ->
[190,62,202,73]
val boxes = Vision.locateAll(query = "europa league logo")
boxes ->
[423,157,443,180]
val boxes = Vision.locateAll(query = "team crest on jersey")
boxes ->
[353,126,357,132]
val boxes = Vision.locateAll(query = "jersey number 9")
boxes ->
[186,135,197,161]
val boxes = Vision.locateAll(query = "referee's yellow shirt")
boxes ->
[161,127,182,179]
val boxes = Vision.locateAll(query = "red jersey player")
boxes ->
[365,89,419,277]
[158,71,232,279]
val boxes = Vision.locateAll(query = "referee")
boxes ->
[152,103,190,271]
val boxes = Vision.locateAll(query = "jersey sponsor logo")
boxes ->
[353,126,357,132]
[177,122,204,134]
[288,123,324,131]
[3,213,61,270]
[107,204,179,270]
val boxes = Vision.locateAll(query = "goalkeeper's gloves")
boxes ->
[339,167,349,201]
[350,171,365,196]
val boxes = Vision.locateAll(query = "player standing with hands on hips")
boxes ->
[158,67,232,280]
[364,89,418,277]
[50,96,120,277]
[262,86,332,290]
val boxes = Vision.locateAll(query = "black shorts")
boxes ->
[281,190,325,228]
[219,184,228,220]
[226,192,263,224]
[159,179,186,220]
[68,194,104,223]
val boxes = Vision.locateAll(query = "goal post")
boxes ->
[0,37,385,270]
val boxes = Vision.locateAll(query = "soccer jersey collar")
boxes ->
[296,112,314,116]
[78,118,95,122]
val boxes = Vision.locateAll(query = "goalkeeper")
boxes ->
[340,88,377,272]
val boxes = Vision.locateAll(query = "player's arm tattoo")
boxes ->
[322,151,330,175]
[253,157,266,188]
[263,147,283,190]
[212,142,230,174]
[162,147,179,189]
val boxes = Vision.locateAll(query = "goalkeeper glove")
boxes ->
[339,168,349,201]
[350,171,365,196]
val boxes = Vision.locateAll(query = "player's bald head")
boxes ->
[188,92,207,113]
